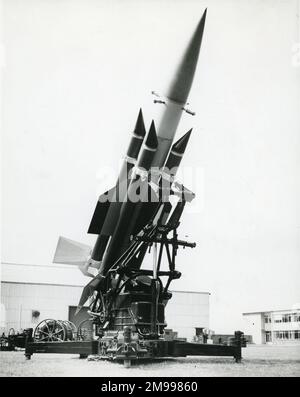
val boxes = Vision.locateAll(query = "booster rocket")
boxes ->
[53,9,207,310]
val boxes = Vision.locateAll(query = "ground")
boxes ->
[0,345,299,377]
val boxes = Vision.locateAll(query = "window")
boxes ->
[294,331,300,339]
[293,313,300,322]
[274,331,294,340]
[273,314,283,323]
[264,315,271,323]
[282,314,291,323]
[274,331,281,339]
[265,331,272,342]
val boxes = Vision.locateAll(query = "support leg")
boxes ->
[233,330,243,363]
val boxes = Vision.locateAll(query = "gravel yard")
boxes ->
[0,345,299,377]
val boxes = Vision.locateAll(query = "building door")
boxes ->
[265,331,272,343]
[68,306,89,328]
[195,327,204,336]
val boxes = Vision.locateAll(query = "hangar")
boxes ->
[0,262,210,342]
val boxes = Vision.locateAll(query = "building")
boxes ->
[0,262,210,342]
[164,290,210,341]
[243,309,300,345]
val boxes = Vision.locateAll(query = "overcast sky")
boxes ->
[1,0,300,332]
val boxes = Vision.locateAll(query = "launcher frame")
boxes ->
[25,200,246,366]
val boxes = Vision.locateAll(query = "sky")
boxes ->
[1,0,300,333]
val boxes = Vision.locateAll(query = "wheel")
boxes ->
[68,321,77,335]
[33,319,66,342]
[67,321,77,340]
[60,320,77,341]
[77,319,94,341]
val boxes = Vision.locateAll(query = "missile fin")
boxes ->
[53,236,92,265]
[88,186,116,234]
[75,274,106,315]
[99,201,123,236]
[167,200,186,229]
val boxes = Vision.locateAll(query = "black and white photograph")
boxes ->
[0,0,299,382]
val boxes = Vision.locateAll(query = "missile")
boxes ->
[158,129,192,201]
[88,108,146,233]
[150,9,206,170]
[87,11,205,278]
[87,109,146,265]
[53,109,146,274]
[132,128,193,231]
[62,10,208,311]
[76,124,159,310]
[99,121,158,275]
[135,120,158,170]
[93,129,192,279]
[98,8,206,261]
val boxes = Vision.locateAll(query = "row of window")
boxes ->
[264,313,300,324]
[272,330,300,340]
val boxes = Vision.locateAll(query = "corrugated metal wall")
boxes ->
[1,282,83,331]
[165,291,209,341]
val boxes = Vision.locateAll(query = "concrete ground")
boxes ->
[0,345,299,377]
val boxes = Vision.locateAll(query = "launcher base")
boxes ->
[24,328,245,365]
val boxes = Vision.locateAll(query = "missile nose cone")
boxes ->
[136,121,158,170]
[164,129,193,171]
[172,128,192,155]
[134,108,146,138]
[126,108,147,159]
[167,9,207,104]
[145,120,158,150]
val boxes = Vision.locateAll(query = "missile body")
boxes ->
[150,9,206,171]
[88,110,146,265]
[159,129,193,199]
[99,121,158,275]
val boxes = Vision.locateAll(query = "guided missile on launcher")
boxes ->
[53,9,207,312]
[33,11,244,366]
